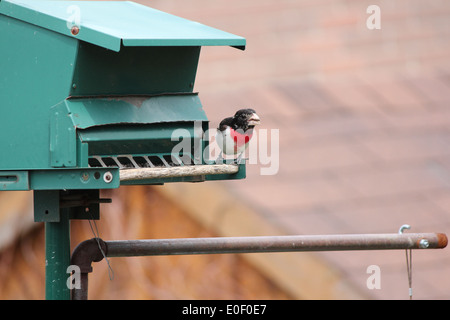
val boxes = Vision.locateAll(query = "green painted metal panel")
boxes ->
[70,44,201,96]
[29,167,120,190]
[78,124,194,156]
[0,14,78,170]
[0,171,29,190]
[34,190,60,222]
[0,0,246,52]
[77,139,89,168]
[50,94,207,161]
[65,94,207,129]
[50,102,78,168]
[45,212,71,300]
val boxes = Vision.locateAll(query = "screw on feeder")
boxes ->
[103,171,113,183]
[71,26,79,35]
[81,172,89,181]
[419,239,429,249]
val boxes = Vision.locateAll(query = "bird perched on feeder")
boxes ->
[215,108,260,163]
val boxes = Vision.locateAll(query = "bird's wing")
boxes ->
[218,117,234,131]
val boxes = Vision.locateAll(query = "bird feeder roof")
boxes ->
[0,0,246,52]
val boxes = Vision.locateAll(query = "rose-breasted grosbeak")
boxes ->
[215,108,260,163]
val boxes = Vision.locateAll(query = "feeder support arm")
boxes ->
[70,232,447,300]
[70,238,107,300]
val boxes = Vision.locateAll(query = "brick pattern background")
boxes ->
[147,0,450,299]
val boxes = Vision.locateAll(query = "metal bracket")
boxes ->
[29,167,120,190]
[50,101,77,168]
[0,170,29,190]
[34,189,111,222]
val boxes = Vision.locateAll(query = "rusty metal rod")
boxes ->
[105,233,447,257]
[71,233,447,300]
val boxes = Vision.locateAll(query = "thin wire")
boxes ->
[405,248,412,300]
[399,224,413,300]
[88,212,114,281]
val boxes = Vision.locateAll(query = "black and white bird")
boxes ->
[215,108,260,163]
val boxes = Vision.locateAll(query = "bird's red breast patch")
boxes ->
[230,128,253,151]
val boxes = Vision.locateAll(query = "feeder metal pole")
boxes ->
[45,209,71,300]
[105,233,447,257]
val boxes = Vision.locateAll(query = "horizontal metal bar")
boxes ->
[105,233,447,257]
[119,164,239,182]
[29,167,120,190]
[0,171,29,191]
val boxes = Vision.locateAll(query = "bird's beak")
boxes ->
[248,113,261,126]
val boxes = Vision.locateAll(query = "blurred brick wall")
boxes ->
[145,0,450,299]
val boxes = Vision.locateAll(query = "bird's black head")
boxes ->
[232,108,260,131]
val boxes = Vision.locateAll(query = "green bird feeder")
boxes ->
[0,0,246,299]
